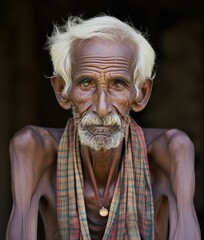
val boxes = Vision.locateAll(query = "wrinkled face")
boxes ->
[69,39,137,150]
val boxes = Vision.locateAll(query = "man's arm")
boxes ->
[6,127,46,240]
[150,129,201,240]
[166,130,200,240]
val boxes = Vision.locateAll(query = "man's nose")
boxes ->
[94,89,112,118]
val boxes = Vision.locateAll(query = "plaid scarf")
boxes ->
[56,118,154,240]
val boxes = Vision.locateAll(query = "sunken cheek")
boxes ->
[71,87,132,117]
[71,88,93,113]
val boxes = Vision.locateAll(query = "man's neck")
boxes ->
[80,143,123,197]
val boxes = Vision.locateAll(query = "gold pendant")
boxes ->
[99,207,109,217]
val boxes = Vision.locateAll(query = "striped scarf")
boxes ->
[56,118,154,240]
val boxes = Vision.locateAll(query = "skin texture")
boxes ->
[6,39,201,240]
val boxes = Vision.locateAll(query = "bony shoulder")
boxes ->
[9,125,59,159]
[144,128,194,149]
[156,128,194,152]
[146,128,195,166]
[144,128,195,182]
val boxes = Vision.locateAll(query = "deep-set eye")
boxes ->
[78,78,94,89]
[81,81,90,88]
[111,79,128,91]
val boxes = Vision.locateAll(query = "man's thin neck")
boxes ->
[81,143,123,197]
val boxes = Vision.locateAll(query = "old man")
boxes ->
[6,15,201,240]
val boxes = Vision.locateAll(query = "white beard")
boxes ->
[73,110,129,151]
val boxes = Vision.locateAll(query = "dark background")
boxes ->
[0,0,203,238]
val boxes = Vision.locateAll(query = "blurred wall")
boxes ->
[0,0,203,238]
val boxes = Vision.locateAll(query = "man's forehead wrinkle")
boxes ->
[79,55,131,60]
[78,54,131,64]
[79,55,131,65]
[76,67,131,78]
[78,63,130,70]
[77,57,131,71]
[76,57,131,69]
[72,39,135,81]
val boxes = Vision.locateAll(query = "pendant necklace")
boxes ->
[90,166,109,217]
[93,170,118,217]
[96,190,109,217]
[99,206,109,217]
[93,182,109,217]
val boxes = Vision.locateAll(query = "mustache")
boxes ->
[73,111,122,127]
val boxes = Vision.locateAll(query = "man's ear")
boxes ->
[51,76,72,110]
[131,79,153,112]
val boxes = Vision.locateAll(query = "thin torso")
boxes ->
[33,126,169,239]
[7,123,200,240]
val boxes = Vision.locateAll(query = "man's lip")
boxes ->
[86,125,117,135]
[86,125,117,129]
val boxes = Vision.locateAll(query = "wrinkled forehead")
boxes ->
[71,38,136,70]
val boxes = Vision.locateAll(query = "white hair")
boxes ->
[47,15,156,94]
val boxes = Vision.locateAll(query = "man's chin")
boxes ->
[78,129,124,151]
[87,132,114,139]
